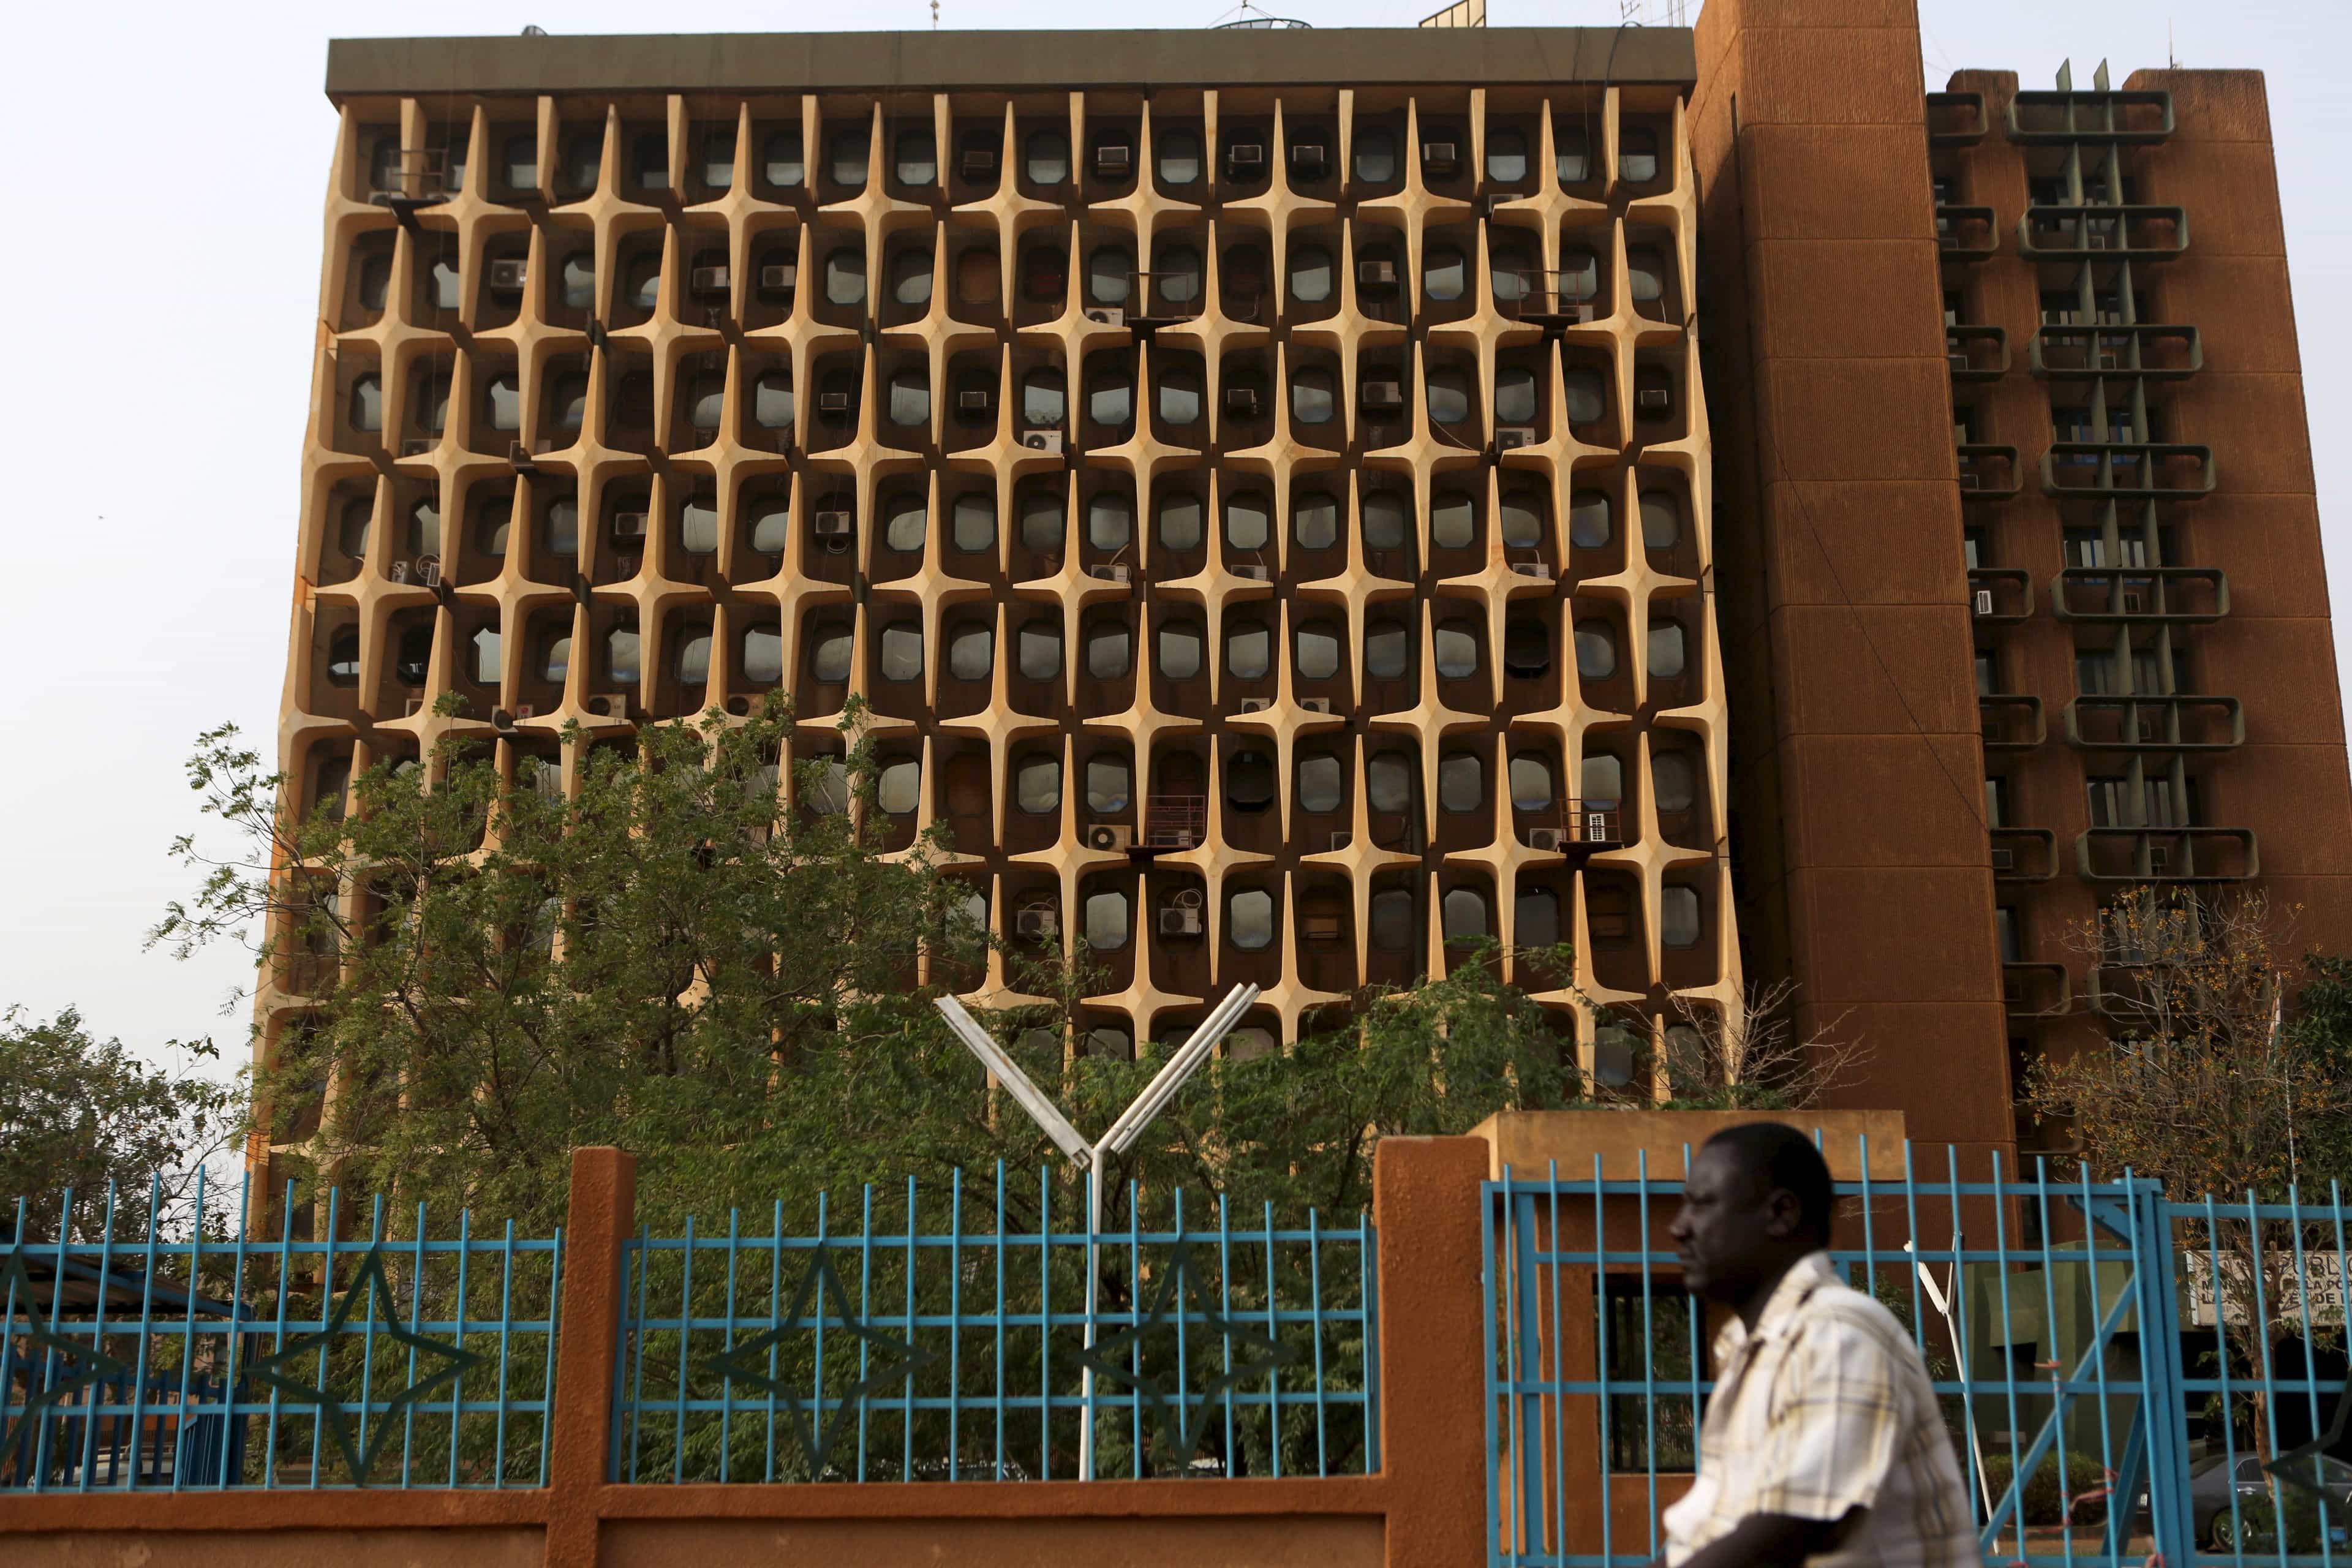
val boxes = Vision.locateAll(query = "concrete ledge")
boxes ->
[324,28,1696,99]
[1469,1108,1910,1182]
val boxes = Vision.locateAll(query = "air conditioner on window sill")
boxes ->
[1327,831,1351,852]
[957,390,992,413]
[492,707,519,732]
[1020,429,1065,454]
[1158,905,1202,937]
[1227,144,1266,170]
[759,263,798,294]
[1298,696,1332,714]
[583,693,630,720]
[1224,388,1261,418]
[1989,846,2016,872]
[1637,388,1672,411]
[690,265,731,296]
[1093,145,1133,175]
[1234,564,1272,582]
[1237,697,1273,714]
[1496,426,1538,451]
[611,511,649,543]
[1016,907,1058,940]
[387,560,410,584]
[1085,823,1134,852]
[817,392,852,417]
[1361,380,1404,410]
[1420,141,1460,172]
[488,258,528,293]
[1087,562,1131,585]
[1358,260,1396,286]
[413,554,442,587]
[1973,589,1996,616]
[1084,307,1125,327]
[401,437,434,456]
[813,511,854,538]
[1528,827,1568,852]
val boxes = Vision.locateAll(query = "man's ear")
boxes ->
[1760,1186,1803,1240]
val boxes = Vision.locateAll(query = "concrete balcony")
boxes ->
[1990,826,2059,883]
[2076,826,2258,885]
[1935,204,2000,262]
[1957,444,2022,500]
[2063,695,2244,755]
[2002,961,2073,1020]
[1968,567,2033,625]
[1927,91,1988,146]
[2042,442,2215,501]
[2006,88,2174,145]
[2049,566,2227,625]
[2031,323,2200,382]
[2018,205,2188,260]
[1946,325,2008,382]
[1980,693,2046,752]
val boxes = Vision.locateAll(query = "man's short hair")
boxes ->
[1703,1122,1835,1243]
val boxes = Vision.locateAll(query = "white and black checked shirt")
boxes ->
[1662,1251,1981,1568]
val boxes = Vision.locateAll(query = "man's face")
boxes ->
[1670,1143,1785,1303]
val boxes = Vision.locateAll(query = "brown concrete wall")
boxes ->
[9,1529,543,1568]
[0,1143,1494,1568]
[1691,0,2014,1165]
[1937,61,2352,1126]
[603,1514,1382,1567]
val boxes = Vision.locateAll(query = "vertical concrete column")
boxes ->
[1689,0,2014,1166]
[543,1146,637,1568]
[1373,1134,1490,1568]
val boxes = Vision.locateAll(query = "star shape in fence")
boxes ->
[1073,1237,1298,1466]
[0,1247,134,1474]
[242,1242,486,1487]
[701,1240,939,1477]
[2265,1377,2352,1532]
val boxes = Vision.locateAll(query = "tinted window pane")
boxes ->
[1088,492,1133,550]
[1431,492,1475,549]
[1509,754,1554,812]
[879,760,920,814]
[1087,625,1131,679]
[1370,887,1413,950]
[1575,621,1618,679]
[1290,246,1333,304]
[1085,889,1129,949]
[1442,888,1490,943]
[1368,753,1412,813]
[1355,131,1397,183]
[1439,753,1482,812]
[681,496,719,554]
[1297,753,1343,813]
[1226,492,1270,551]
[1362,491,1409,549]
[1291,369,1336,426]
[810,627,852,682]
[1227,622,1270,679]
[880,624,922,681]
[1017,757,1061,813]
[1231,889,1275,950]
[1086,756,1131,812]
[754,373,793,429]
[1158,622,1203,679]
[1294,492,1338,549]
[1640,489,1682,549]
[744,624,784,682]
[1365,621,1409,679]
[764,130,804,186]
[948,625,992,681]
[1295,622,1340,679]
[1158,493,1203,550]
[1570,490,1611,549]
[1025,130,1069,185]
[1425,247,1465,301]
[953,494,996,552]
[1018,624,1061,680]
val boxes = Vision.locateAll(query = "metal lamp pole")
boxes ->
[933,982,1261,1480]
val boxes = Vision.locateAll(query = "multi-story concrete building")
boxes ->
[260,4,2350,1185]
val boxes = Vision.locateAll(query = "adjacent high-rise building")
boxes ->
[259,7,2351,1187]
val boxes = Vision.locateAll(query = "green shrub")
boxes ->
[1978,1450,2113,1527]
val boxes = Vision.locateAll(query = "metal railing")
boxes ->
[609,1167,1378,1483]
[1,1178,562,1491]
[1482,1144,2352,1568]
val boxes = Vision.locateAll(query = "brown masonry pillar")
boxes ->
[544,1146,637,1568]
[1689,0,2015,1169]
[1373,1135,1490,1568]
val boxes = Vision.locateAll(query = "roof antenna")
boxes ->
[2168,21,2179,67]
[930,0,939,27]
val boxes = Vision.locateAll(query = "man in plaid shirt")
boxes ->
[1662,1123,1980,1568]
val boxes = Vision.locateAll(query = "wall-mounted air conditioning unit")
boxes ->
[1509,560,1553,582]
[1224,387,1261,418]
[1637,388,1671,410]
[1016,906,1058,940]
[612,511,649,543]
[1087,563,1131,585]
[1529,827,1567,852]
[583,693,629,719]
[1362,380,1403,410]
[957,389,992,413]
[690,265,731,296]
[413,554,442,587]
[813,510,853,538]
[1420,141,1460,172]
[1084,307,1125,327]
[760,263,798,293]
[488,258,527,293]
[1989,846,2016,872]
[1496,427,1537,451]
[1227,143,1266,170]
[1300,696,1332,714]
[1085,823,1134,852]
[1093,145,1133,175]
[1973,589,1996,616]
[1021,429,1065,454]
[1238,696,1273,714]
[1358,260,1396,286]
[818,391,852,416]
[1234,564,1271,582]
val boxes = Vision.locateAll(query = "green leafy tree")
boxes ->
[0,1007,235,1238]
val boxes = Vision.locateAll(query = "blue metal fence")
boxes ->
[610,1166,1378,1483]
[1482,1142,2352,1568]
[0,1175,562,1491]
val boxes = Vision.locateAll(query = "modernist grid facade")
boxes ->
[260,7,2352,1183]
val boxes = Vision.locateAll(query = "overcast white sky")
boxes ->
[0,0,2342,1081]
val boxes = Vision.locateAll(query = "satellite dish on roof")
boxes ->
[1212,1,1310,26]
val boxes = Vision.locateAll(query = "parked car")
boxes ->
[2134,1453,2352,1548]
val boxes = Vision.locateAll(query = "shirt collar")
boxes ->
[1713,1250,1838,1362]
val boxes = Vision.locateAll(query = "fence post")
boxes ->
[543,1146,636,1568]
[2130,1179,2196,1568]
[1374,1134,1490,1568]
